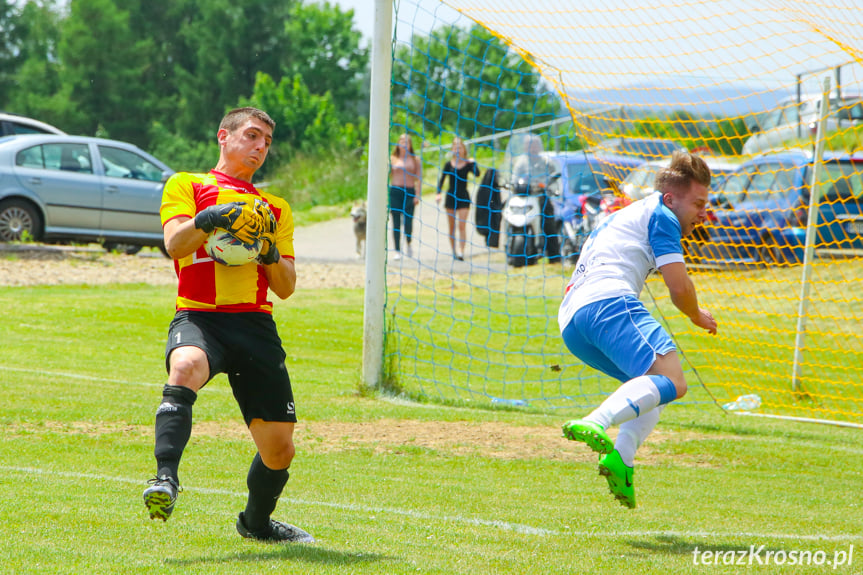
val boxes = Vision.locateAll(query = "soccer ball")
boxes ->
[204,229,261,266]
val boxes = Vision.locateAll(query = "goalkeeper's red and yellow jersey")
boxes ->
[160,170,295,314]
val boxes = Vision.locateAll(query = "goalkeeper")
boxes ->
[558,151,718,509]
[142,107,314,543]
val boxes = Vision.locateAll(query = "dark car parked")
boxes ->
[0,134,174,253]
[690,150,863,265]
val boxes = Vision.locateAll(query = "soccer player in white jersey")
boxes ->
[558,151,718,509]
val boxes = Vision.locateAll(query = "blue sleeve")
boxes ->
[648,203,683,259]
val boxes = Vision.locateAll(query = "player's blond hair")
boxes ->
[654,151,711,194]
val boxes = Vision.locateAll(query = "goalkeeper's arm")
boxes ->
[163,216,207,259]
[253,200,295,299]
[163,202,264,260]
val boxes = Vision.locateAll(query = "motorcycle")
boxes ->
[501,135,561,267]
[556,188,602,263]
[553,166,636,263]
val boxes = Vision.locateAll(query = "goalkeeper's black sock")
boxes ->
[243,452,289,532]
[153,384,197,483]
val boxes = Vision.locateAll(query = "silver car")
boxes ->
[0,134,174,253]
[741,95,863,155]
[0,112,66,136]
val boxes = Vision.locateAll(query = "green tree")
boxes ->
[392,24,559,139]
[242,71,360,174]
[57,0,153,142]
[282,1,369,122]
[171,0,298,142]
[0,0,60,116]
[0,0,19,105]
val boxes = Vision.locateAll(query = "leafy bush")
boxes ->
[148,121,219,173]
[263,147,368,212]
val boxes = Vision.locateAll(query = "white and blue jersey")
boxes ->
[558,192,684,381]
[558,192,684,331]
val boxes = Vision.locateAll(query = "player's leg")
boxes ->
[145,311,222,521]
[595,351,684,508]
[600,404,664,509]
[230,314,314,543]
[145,313,216,520]
[563,296,679,435]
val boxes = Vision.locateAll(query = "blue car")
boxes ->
[545,151,645,260]
[693,150,863,265]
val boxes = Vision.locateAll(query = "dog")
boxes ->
[350,201,367,258]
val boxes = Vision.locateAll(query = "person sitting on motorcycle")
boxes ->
[511,136,561,261]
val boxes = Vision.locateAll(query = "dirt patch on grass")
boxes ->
[9,417,719,467]
[296,419,718,466]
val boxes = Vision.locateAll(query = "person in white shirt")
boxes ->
[558,151,718,509]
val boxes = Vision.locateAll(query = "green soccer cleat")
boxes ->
[598,450,636,509]
[561,419,614,454]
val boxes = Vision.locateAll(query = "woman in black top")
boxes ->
[436,138,479,260]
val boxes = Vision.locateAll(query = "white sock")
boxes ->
[584,375,676,429]
[614,405,665,466]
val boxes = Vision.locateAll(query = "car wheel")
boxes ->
[758,234,782,265]
[158,243,171,258]
[0,198,43,242]
[103,243,143,255]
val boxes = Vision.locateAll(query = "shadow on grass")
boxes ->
[164,545,393,567]
[626,534,786,557]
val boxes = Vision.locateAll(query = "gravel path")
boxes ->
[0,216,368,290]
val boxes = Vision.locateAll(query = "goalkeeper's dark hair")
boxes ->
[654,151,711,195]
[220,107,276,133]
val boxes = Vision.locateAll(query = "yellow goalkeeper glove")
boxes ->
[254,199,281,265]
[194,201,263,244]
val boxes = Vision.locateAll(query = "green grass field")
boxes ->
[0,283,861,574]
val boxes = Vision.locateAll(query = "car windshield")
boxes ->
[811,161,863,202]
[566,164,609,196]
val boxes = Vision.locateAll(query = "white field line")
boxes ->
[1,465,861,542]
[0,365,228,393]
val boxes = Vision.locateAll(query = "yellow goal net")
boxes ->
[380,0,863,426]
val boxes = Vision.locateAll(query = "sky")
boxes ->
[330,0,462,43]
[329,0,863,113]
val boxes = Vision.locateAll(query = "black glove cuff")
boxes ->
[194,210,214,233]
[261,247,280,265]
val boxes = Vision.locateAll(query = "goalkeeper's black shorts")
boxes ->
[165,310,297,425]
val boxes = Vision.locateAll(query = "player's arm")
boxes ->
[254,199,295,299]
[262,257,296,300]
[659,261,717,334]
[163,216,207,259]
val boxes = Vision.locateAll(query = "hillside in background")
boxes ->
[567,82,793,118]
